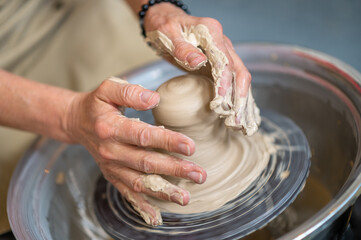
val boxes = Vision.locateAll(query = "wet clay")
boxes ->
[146,25,261,135]
[148,74,275,214]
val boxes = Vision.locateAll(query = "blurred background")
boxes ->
[185,0,361,72]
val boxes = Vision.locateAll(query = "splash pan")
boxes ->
[10,43,361,240]
[94,110,310,240]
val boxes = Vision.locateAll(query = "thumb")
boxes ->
[96,77,160,111]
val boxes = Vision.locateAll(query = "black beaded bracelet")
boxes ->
[139,0,190,38]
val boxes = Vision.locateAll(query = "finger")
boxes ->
[198,19,235,97]
[168,29,207,70]
[111,167,191,206]
[100,144,206,183]
[224,36,251,97]
[96,77,160,111]
[112,117,195,156]
[223,37,257,130]
[218,65,233,97]
[111,179,162,226]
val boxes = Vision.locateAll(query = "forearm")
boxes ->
[0,70,77,143]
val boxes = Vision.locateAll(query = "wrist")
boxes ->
[139,0,190,37]
[60,91,83,144]
[145,2,185,19]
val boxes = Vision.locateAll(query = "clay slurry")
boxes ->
[148,74,276,214]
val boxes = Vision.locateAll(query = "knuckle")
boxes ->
[170,158,183,177]
[245,71,252,82]
[161,19,178,32]
[139,154,154,173]
[157,192,170,202]
[202,18,223,32]
[137,127,152,147]
[146,14,165,30]
[97,80,111,94]
[174,164,183,177]
[121,84,138,103]
[94,119,112,140]
[165,133,174,151]
[97,145,112,160]
[173,42,192,60]
[132,177,143,193]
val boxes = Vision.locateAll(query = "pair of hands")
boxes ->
[64,3,252,225]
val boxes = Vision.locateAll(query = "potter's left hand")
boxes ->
[143,2,255,130]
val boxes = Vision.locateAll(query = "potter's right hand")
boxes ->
[63,77,207,226]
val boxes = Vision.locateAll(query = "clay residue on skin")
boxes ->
[125,191,162,226]
[146,25,261,136]
[142,174,171,192]
[181,25,232,118]
[150,75,275,214]
[142,174,186,205]
[108,76,128,84]
[224,87,261,135]
[146,30,207,71]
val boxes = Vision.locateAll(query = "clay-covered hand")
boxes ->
[63,77,207,226]
[143,3,260,135]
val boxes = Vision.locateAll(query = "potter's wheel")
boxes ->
[9,44,361,240]
[93,110,310,240]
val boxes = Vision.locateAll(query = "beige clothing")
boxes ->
[0,0,157,233]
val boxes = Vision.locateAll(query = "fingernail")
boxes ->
[186,52,205,68]
[187,171,203,184]
[170,192,184,205]
[141,90,155,103]
[179,143,191,156]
